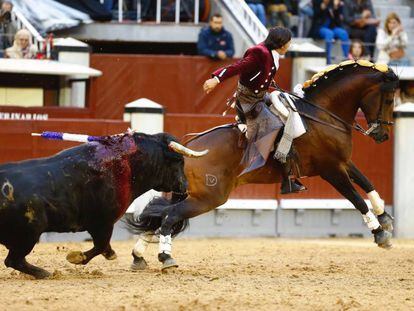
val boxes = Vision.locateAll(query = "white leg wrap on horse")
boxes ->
[362,211,381,231]
[367,190,385,215]
[159,234,172,255]
[133,233,153,257]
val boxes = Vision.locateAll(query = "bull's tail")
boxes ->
[124,196,189,238]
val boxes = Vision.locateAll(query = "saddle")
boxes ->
[234,96,304,178]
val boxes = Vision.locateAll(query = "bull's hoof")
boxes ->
[102,251,117,261]
[374,229,392,250]
[34,269,51,280]
[161,258,178,272]
[131,256,148,271]
[378,212,394,232]
[66,251,87,265]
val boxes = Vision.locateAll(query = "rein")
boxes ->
[273,82,391,136]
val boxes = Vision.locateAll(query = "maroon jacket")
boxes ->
[212,42,278,95]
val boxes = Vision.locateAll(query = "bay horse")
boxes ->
[127,60,399,270]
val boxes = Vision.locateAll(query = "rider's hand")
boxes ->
[392,25,403,36]
[203,78,219,94]
[217,51,227,60]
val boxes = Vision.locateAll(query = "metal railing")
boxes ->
[100,0,201,24]
[220,0,268,44]
[12,9,45,49]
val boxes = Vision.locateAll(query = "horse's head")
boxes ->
[359,68,399,143]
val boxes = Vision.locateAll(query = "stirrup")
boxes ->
[280,178,307,195]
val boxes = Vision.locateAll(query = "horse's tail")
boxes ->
[124,195,189,237]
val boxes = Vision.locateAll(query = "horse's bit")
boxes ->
[364,80,398,135]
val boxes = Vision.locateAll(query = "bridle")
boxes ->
[273,79,398,136]
[363,79,398,135]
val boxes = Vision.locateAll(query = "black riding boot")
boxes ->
[280,161,306,194]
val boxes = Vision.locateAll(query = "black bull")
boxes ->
[0,132,206,279]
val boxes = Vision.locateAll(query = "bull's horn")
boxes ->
[168,141,209,158]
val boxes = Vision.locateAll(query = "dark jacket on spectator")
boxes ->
[197,26,235,59]
[246,0,265,4]
[309,0,344,38]
[343,0,376,28]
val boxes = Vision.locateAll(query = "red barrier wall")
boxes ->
[89,54,292,119]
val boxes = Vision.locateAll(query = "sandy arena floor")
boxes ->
[0,238,413,310]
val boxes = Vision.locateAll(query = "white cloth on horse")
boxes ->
[293,83,305,98]
[269,91,306,162]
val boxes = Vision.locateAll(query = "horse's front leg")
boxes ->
[347,162,394,232]
[321,166,392,249]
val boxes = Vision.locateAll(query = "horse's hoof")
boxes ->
[102,251,117,261]
[378,212,394,232]
[66,251,87,265]
[131,256,148,271]
[374,230,392,250]
[161,258,178,272]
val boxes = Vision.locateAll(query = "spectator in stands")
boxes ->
[400,81,414,105]
[376,12,409,66]
[102,0,114,11]
[0,1,17,52]
[298,0,314,37]
[309,0,349,64]
[5,29,37,59]
[245,0,267,26]
[343,0,379,58]
[348,39,369,60]
[197,13,235,60]
[267,0,292,28]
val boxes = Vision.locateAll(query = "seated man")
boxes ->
[0,1,17,50]
[197,13,235,60]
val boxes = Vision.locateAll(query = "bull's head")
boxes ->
[132,132,208,195]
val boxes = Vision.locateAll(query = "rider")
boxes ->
[203,26,305,194]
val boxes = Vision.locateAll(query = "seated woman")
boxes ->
[348,39,370,60]
[376,12,409,66]
[267,0,292,28]
[310,0,349,64]
[5,29,37,59]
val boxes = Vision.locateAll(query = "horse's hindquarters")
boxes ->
[185,127,243,206]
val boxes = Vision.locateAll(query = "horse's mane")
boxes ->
[302,59,391,95]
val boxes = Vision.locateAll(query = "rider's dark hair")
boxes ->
[264,27,292,50]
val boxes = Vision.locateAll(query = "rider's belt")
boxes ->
[236,82,266,106]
